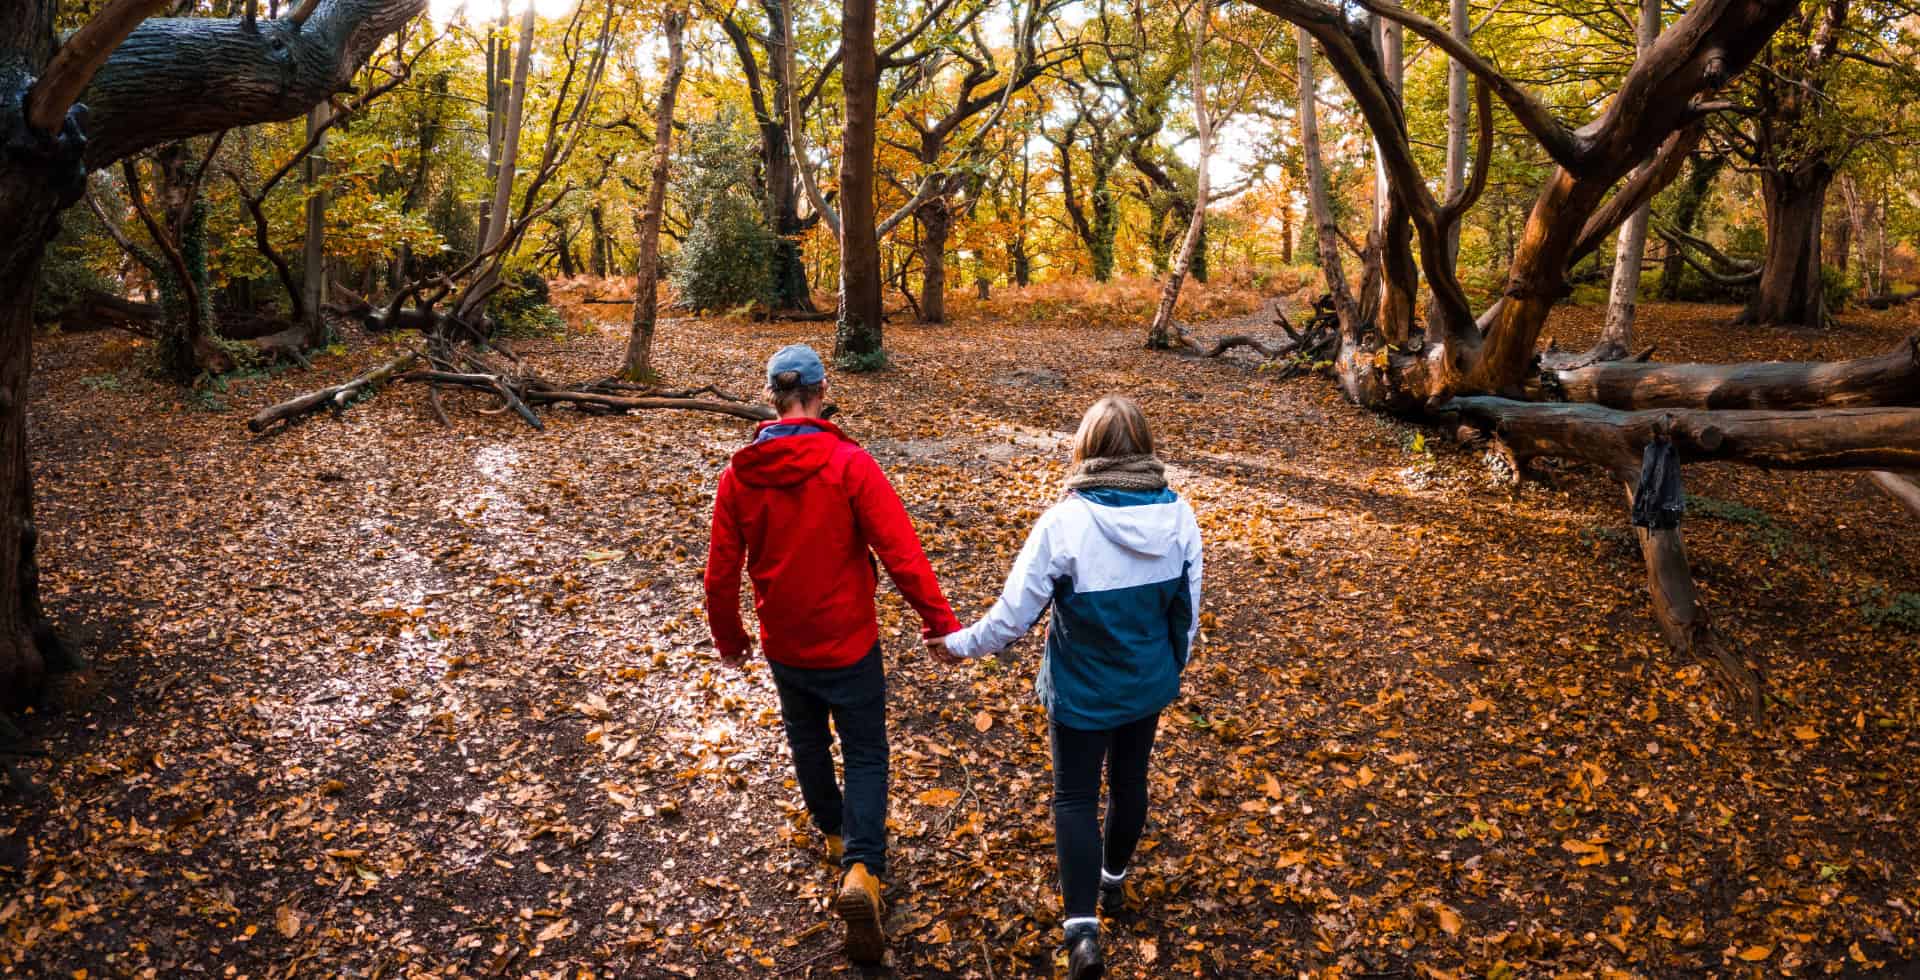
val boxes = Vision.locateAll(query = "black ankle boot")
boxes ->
[1067,931,1104,979]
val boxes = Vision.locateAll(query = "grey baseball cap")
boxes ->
[767,344,827,386]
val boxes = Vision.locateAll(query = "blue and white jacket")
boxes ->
[944,486,1203,731]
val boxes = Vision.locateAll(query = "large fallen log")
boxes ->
[1544,335,1920,411]
[246,351,420,433]
[1443,398,1920,476]
[1862,289,1920,311]
[49,290,158,333]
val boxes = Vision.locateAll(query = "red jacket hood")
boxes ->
[729,418,853,489]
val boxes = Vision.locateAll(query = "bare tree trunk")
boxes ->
[301,103,330,345]
[1012,135,1032,286]
[1741,164,1833,327]
[1828,180,1852,284]
[918,196,949,323]
[1440,0,1467,271]
[833,0,885,368]
[461,3,534,324]
[1146,2,1212,349]
[1371,17,1415,341]
[622,11,685,382]
[1597,0,1661,359]
[476,0,508,249]
[1296,29,1358,333]
[1837,174,1871,294]
[0,172,66,702]
[1280,196,1294,264]
[588,205,610,278]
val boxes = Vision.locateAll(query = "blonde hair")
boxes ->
[1070,395,1155,465]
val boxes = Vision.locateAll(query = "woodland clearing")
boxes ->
[3,286,1918,978]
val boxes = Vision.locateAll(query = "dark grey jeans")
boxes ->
[768,644,888,877]
[1051,711,1161,919]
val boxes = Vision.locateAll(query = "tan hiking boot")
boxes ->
[835,862,885,964]
[825,834,845,865]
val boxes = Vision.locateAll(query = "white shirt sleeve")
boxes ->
[1183,500,1204,650]
[944,509,1059,659]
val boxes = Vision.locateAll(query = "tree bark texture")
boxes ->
[621,10,685,382]
[1146,2,1213,350]
[1741,164,1832,327]
[460,3,534,323]
[301,103,330,345]
[1548,336,1919,411]
[1597,0,1662,358]
[917,197,950,324]
[833,0,885,367]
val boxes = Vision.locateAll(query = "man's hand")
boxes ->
[925,635,963,666]
[720,642,751,671]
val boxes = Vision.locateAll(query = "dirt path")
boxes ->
[3,300,1917,977]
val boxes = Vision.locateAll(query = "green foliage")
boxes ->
[833,342,891,374]
[1858,586,1920,632]
[490,271,566,338]
[1685,494,1773,527]
[675,110,762,225]
[1821,264,1855,311]
[671,194,778,313]
[35,207,119,324]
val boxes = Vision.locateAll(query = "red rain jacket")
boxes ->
[704,418,961,669]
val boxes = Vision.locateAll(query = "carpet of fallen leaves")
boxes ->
[3,288,1918,979]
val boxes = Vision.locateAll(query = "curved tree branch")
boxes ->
[24,0,173,135]
[1346,0,1585,170]
[79,0,429,168]
[1569,123,1703,267]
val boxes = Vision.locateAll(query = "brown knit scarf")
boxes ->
[1064,454,1168,493]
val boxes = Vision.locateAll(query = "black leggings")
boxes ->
[1049,712,1161,920]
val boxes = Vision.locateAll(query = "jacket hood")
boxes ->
[1072,488,1185,560]
[729,418,849,489]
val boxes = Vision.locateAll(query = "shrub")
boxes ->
[670,195,778,313]
[1821,265,1854,312]
[35,207,118,324]
[1860,587,1920,632]
[489,271,565,338]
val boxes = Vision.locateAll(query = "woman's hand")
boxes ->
[925,634,963,666]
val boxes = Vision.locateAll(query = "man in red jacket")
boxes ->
[704,344,961,965]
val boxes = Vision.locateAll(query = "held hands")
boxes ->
[925,634,964,666]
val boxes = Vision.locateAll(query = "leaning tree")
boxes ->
[1,0,428,701]
[1231,0,1920,712]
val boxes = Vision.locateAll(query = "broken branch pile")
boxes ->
[247,343,772,435]
[1175,294,1342,378]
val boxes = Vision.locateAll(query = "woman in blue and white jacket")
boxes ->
[929,395,1202,980]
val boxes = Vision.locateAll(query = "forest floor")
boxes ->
[4,285,1919,978]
